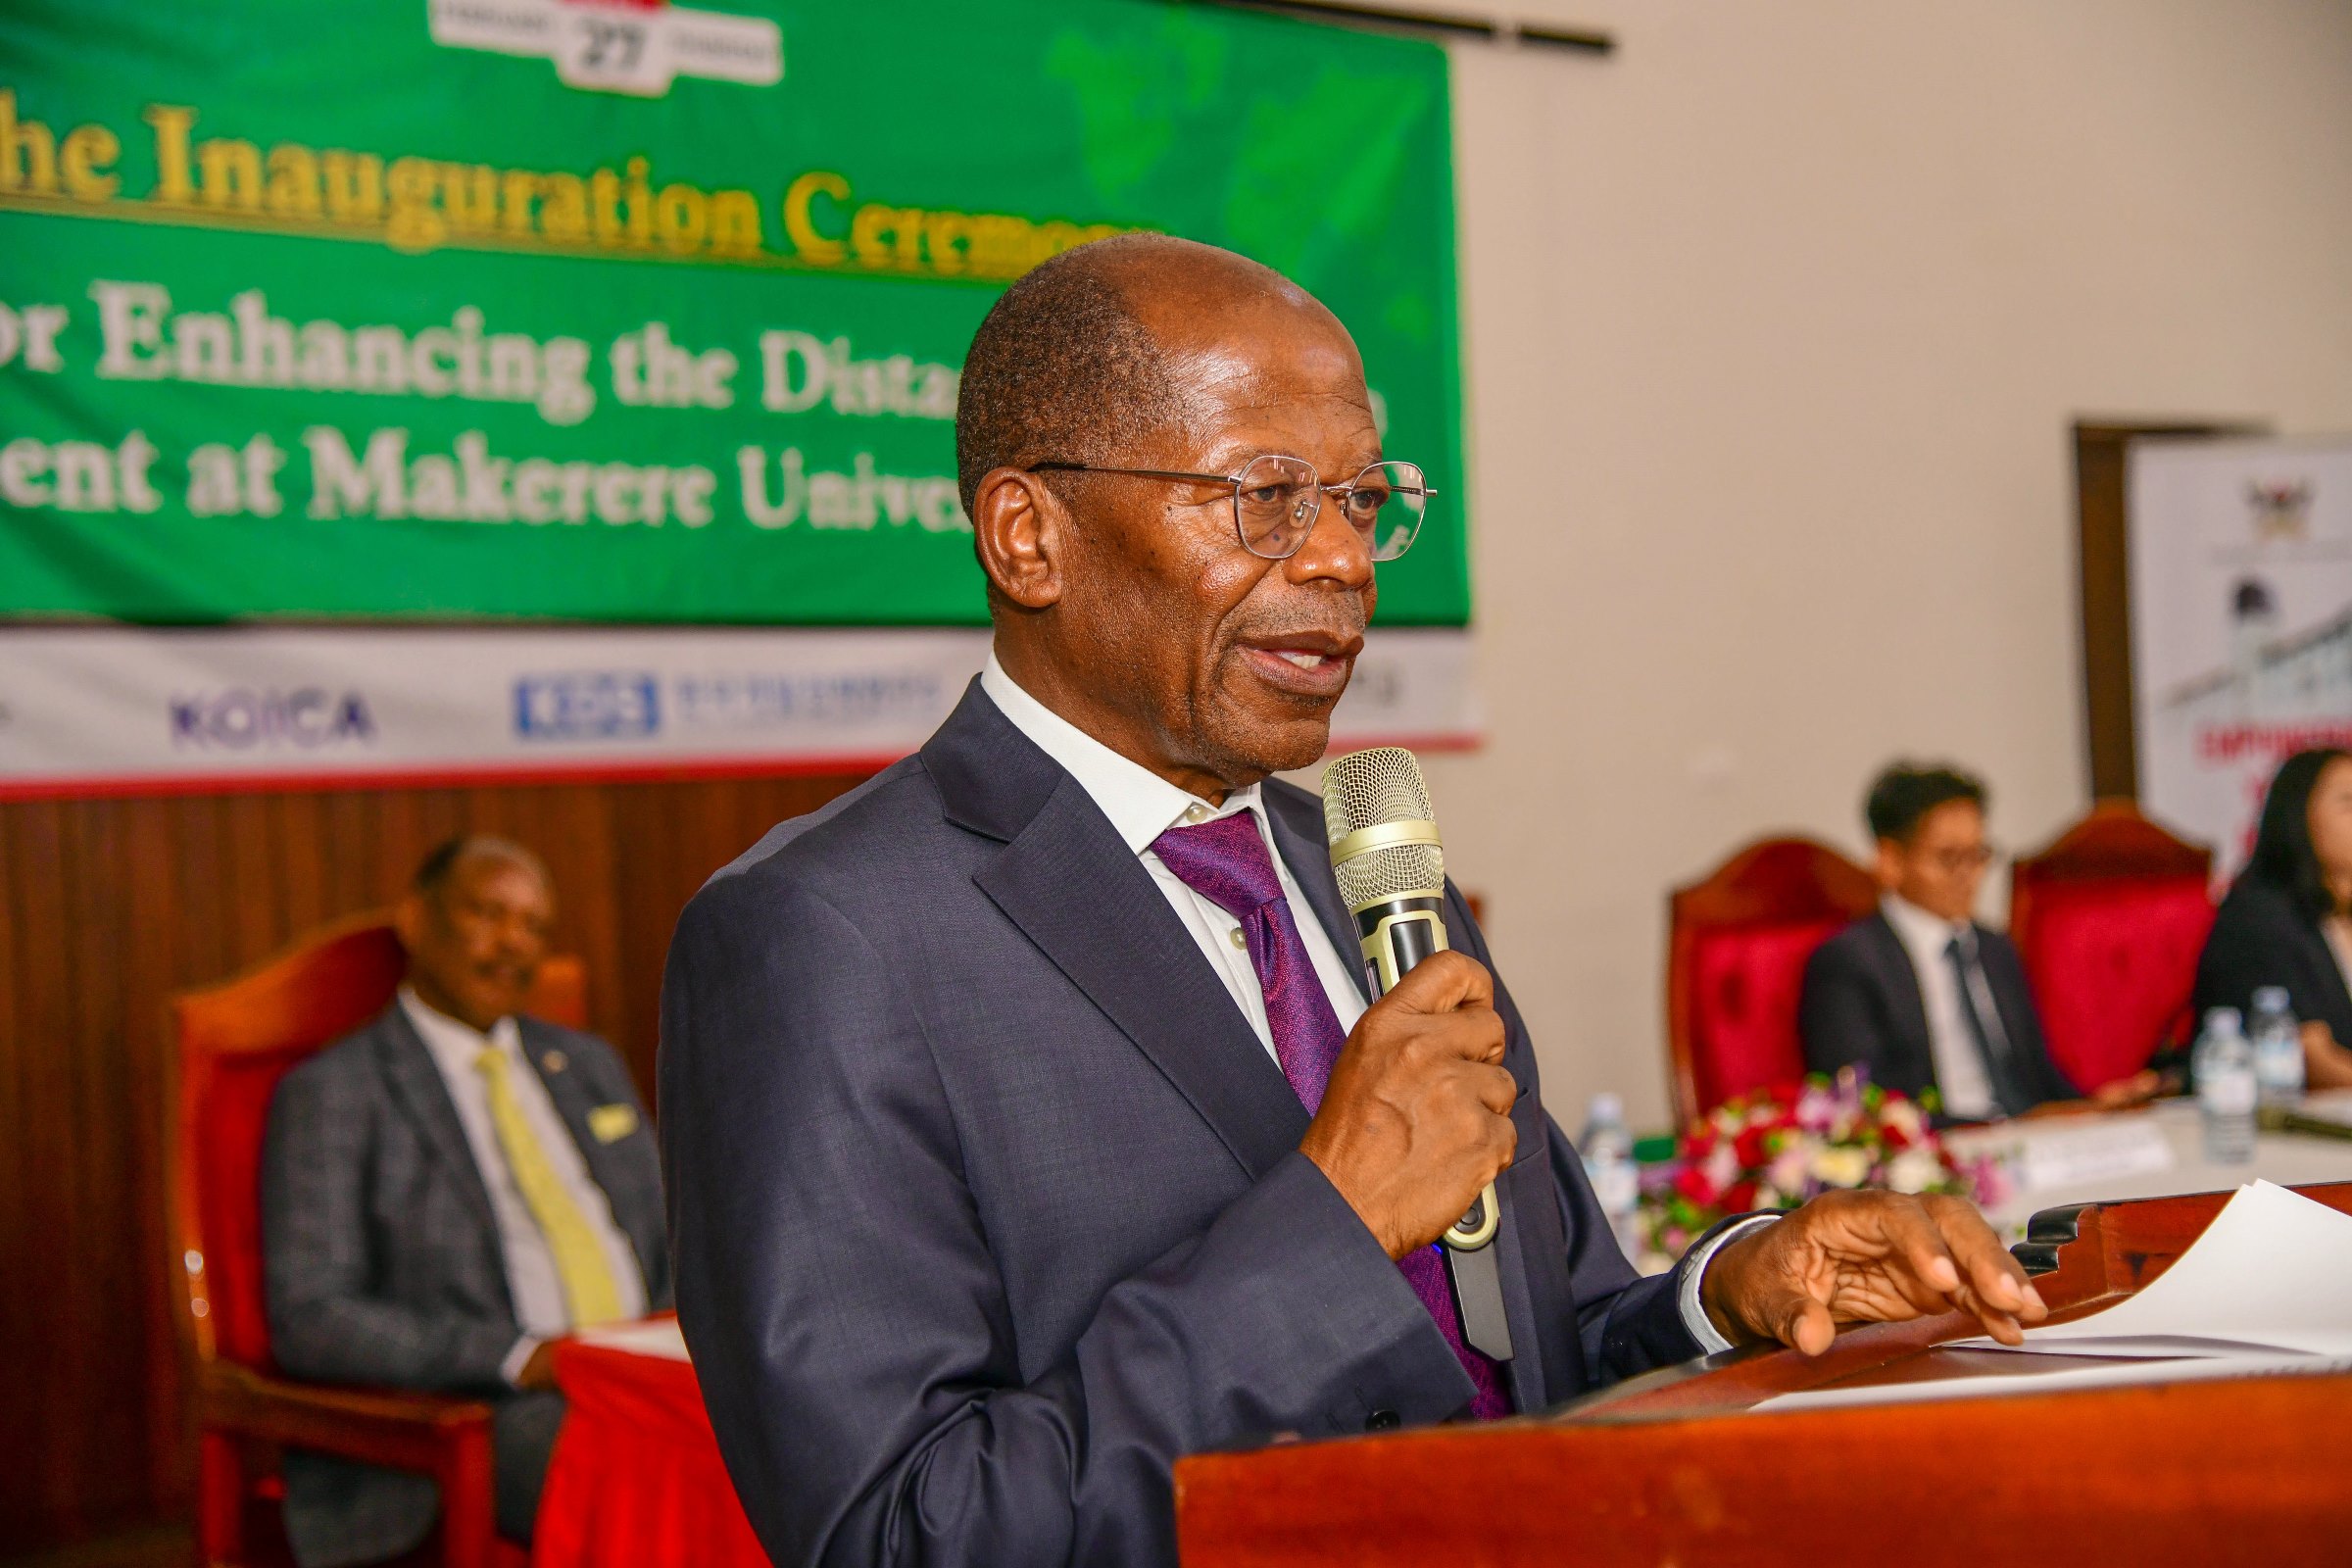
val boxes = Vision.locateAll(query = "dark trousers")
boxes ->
[282,1391,567,1568]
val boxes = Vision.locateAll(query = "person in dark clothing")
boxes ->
[2193,747,2352,1089]
[1800,763,2159,1120]
[262,838,667,1567]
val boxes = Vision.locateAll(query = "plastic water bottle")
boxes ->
[2192,1007,2257,1163]
[1579,1093,1642,1257]
[2250,986,2305,1107]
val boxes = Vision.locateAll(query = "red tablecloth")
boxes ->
[535,1326,767,1568]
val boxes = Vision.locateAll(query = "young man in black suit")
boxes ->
[1799,764,2157,1121]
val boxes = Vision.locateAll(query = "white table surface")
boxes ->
[1944,1090,2352,1238]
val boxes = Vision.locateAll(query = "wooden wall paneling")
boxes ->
[13,799,141,1543]
[0,807,35,1541]
[70,801,168,1530]
[270,794,329,937]
[0,770,870,1560]
[117,799,197,1517]
[607,791,676,1105]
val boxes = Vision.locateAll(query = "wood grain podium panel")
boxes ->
[1176,1182,2352,1567]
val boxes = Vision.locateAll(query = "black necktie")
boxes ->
[1945,932,2034,1118]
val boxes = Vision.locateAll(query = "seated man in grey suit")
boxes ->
[661,234,2045,1568]
[1800,763,2157,1119]
[262,836,667,1568]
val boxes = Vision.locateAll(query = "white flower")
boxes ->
[1886,1149,1945,1196]
[1808,1145,1872,1189]
[1765,1147,1811,1194]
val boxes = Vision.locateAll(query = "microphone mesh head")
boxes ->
[1321,747,1446,909]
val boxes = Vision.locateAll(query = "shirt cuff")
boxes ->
[500,1334,544,1389]
[1676,1213,1782,1354]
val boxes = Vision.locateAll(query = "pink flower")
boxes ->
[1961,1154,2013,1209]
[1880,1098,1928,1142]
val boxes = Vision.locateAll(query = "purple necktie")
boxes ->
[1151,811,1510,1420]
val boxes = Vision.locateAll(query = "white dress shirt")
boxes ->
[1879,893,1999,1120]
[979,655,1369,1063]
[399,986,648,1382]
[976,654,1749,1350]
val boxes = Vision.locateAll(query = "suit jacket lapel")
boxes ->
[518,1024,666,1292]
[1863,913,1937,1087]
[373,1008,502,1239]
[518,1025,599,1170]
[1262,783,1375,1007]
[977,774,1310,1179]
[930,682,1310,1180]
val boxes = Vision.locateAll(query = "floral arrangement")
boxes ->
[1636,1071,2006,1270]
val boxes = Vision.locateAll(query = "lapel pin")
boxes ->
[542,1049,568,1073]
[589,1102,640,1144]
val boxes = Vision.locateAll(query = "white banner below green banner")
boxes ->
[0,625,1478,798]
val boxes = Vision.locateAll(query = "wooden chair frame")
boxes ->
[2008,798,2212,947]
[171,911,578,1568]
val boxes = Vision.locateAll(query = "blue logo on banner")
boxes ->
[514,672,662,740]
[171,689,376,749]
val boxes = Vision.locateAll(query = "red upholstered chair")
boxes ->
[1667,839,1881,1124]
[2009,802,2215,1092]
[171,912,586,1568]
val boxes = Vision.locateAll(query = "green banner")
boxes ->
[0,0,1465,625]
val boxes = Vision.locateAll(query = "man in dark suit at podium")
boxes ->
[661,236,2044,1568]
[1800,763,2156,1119]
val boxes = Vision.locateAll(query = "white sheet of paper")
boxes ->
[571,1316,692,1362]
[1949,1180,2352,1357]
[1755,1349,2352,1412]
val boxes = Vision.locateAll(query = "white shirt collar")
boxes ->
[398,983,521,1075]
[1881,892,1970,960]
[980,650,1263,853]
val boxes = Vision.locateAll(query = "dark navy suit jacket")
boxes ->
[1799,911,2078,1115]
[659,681,1704,1568]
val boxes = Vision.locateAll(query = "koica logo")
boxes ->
[514,671,662,740]
[428,0,782,98]
[171,689,378,750]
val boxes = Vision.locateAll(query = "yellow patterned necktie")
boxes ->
[474,1044,625,1328]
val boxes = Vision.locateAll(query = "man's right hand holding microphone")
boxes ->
[1298,949,2046,1352]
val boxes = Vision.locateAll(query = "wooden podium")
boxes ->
[1175,1182,2352,1567]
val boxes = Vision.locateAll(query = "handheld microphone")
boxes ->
[1321,747,1514,1363]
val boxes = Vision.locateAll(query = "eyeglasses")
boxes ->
[1027,454,1433,563]
[1925,845,2000,875]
